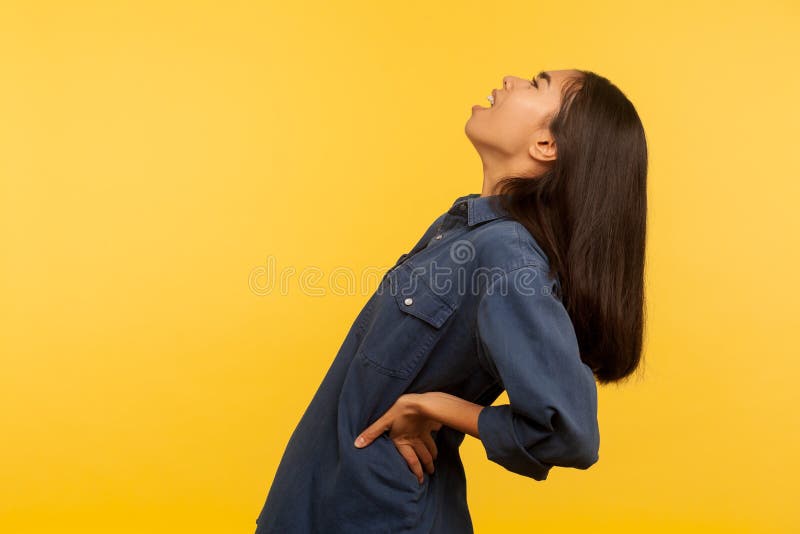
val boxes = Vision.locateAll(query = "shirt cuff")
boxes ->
[477,404,553,481]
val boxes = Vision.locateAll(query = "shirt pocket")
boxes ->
[357,264,456,379]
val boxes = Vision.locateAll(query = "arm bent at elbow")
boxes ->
[475,265,600,481]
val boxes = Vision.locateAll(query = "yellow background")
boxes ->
[1,1,798,532]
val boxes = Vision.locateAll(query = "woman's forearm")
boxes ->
[412,391,484,440]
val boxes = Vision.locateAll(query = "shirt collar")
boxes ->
[449,192,510,227]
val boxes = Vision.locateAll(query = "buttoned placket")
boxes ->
[380,200,477,290]
[433,201,468,243]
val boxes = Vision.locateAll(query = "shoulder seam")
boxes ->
[474,219,546,274]
[505,262,545,275]
[512,221,549,266]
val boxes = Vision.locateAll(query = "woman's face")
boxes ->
[465,69,581,169]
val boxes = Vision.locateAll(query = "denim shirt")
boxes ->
[254,193,600,533]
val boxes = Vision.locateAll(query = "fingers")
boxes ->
[397,444,425,484]
[354,421,389,448]
[410,440,435,476]
[397,438,438,485]
[421,432,438,462]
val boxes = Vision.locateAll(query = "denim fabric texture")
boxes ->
[254,192,600,533]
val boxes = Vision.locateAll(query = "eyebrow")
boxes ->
[536,71,551,88]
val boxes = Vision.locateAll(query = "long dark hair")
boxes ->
[495,70,648,385]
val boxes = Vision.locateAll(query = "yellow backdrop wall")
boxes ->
[1,1,798,532]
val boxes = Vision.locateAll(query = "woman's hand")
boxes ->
[353,393,443,485]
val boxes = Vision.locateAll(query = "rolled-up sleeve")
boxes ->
[476,264,600,481]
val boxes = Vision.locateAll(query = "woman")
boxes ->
[254,68,647,533]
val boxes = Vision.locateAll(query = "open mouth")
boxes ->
[473,88,497,111]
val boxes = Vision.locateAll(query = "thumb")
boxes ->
[354,421,389,448]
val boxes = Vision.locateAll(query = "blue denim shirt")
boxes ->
[254,193,600,533]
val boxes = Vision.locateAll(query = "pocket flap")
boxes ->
[390,265,454,328]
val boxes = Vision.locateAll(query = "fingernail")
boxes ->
[354,436,365,447]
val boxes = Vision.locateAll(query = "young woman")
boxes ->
[254,69,647,533]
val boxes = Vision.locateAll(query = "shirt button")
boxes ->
[434,234,443,240]
[404,297,413,306]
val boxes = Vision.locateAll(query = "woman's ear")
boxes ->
[529,131,557,163]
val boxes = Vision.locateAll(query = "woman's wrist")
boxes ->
[409,391,483,439]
